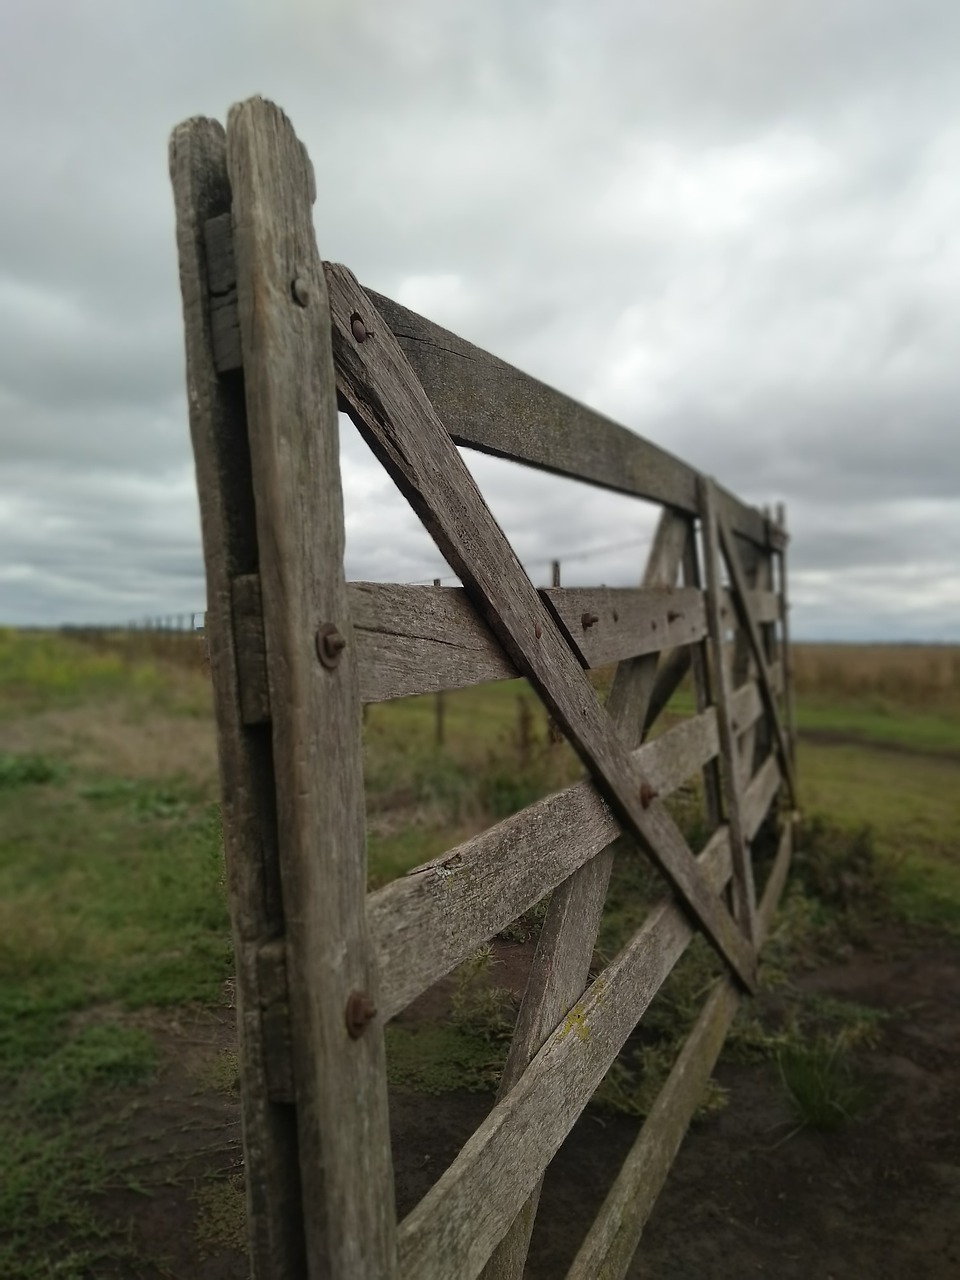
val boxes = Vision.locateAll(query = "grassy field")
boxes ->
[0,628,958,1275]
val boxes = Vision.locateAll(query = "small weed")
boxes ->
[777,1033,871,1131]
[194,1173,247,1255]
[25,1023,158,1116]
[0,752,67,789]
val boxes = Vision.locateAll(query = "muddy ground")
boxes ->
[87,922,960,1279]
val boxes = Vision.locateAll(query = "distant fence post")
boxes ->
[433,579,445,747]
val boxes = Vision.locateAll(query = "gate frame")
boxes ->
[170,96,797,1280]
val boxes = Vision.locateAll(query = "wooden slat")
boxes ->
[700,477,758,942]
[742,752,782,841]
[566,818,793,1280]
[397,831,735,1280]
[682,529,723,831]
[369,668,778,1021]
[714,495,798,806]
[169,114,306,1280]
[775,501,798,765]
[481,510,690,1280]
[364,288,771,549]
[327,264,757,992]
[226,100,397,1277]
[227,577,778,709]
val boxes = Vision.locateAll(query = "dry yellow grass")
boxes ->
[791,644,960,709]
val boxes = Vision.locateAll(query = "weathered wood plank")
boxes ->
[715,494,798,806]
[226,99,397,1277]
[372,696,745,1021]
[775,501,798,766]
[396,831,734,1280]
[481,510,690,1280]
[742,752,782,841]
[363,289,771,550]
[328,264,756,992]
[565,818,793,1280]
[700,477,757,943]
[228,577,778,708]
[169,114,305,1279]
[682,529,723,831]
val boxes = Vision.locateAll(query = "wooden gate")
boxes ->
[170,96,798,1280]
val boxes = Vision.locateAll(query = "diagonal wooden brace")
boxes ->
[325,263,757,993]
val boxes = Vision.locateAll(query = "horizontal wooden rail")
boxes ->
[565,819,793,1280]
[371,673,778,1020]
[364,290,783,553]
[396,827,735,1280]
[230,575,783,719]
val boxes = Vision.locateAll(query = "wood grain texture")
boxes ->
[397,831,735,1280]
[775,501,798,767]
[364,288,770,549]
[480,511,690,1280]
[566,818,793,1280]
[327,263,756,992]
[169,113,305,1279]
[682,528,723,831]
[700,477,758,943]
[226,99,397,1277]
[370,694,763,1021]
[715,498,798,806]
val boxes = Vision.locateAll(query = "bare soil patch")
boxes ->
[85,926,960,1277]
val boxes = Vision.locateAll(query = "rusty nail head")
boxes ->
[292,277,311,307]
[535,622,542,639]
[316,623,346,669]
[581,612,599,630]
[640,782,658,809]
[345,991,376,1039]
[351,315,369,343]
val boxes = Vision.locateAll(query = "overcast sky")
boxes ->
[1,1,957,640]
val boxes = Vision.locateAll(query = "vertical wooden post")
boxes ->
[775,502,797,766]
[170,113,306,1279]
[433,578,446,747]
[171,98,397,1278]
[698,477,757,943]
[681,528,723,833]
[226,98,397,1277]
[551,559,561,588]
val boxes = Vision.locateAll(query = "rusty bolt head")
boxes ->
[351,315,369,343]
[345,990,377,1039]
[292,277,311,307]
[316,623,346,669]
[640,782,658,809]
[581,612,599,630]
[535,622,542,639]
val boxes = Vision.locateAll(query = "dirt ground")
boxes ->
[87,923,960,1279]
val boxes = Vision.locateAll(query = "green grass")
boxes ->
[795,698,960,755]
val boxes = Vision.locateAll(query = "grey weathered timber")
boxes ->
[397,831,734,1280]
[226,100,397,1276]
[682,530,723,831]
[327,263,757,992]
[371,684,767,1024]
[775,501,798,764]
[364,289,776,550]
[169,114,306,1279]
[714,494,798,806]
[565,820,792,1280]
[481,510,689,1279]
[227,573,780,714]
[699,477,758,942]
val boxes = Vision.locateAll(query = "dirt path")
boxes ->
[89,926,960,1278]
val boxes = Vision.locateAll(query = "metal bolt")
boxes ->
[345,991,377,1039]
[316,623,346,669]
[292,277,311,307]
[351,315,369,343]
[535,622,542,639]
[581,612,599,630]
[640,782,658,809]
